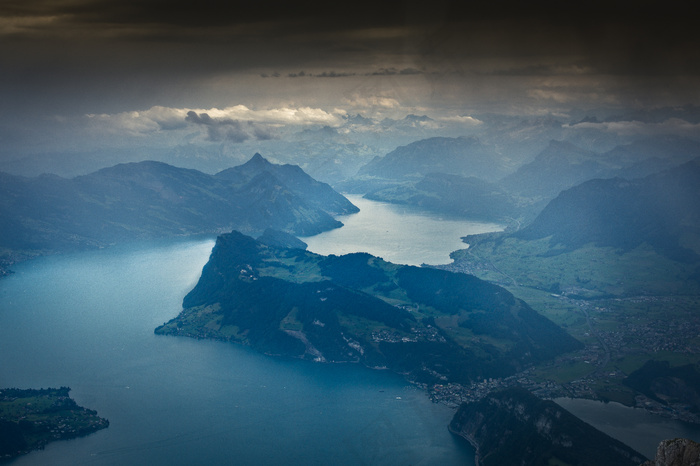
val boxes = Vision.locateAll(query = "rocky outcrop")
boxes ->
[449,387,646,466]
[641,438,700,466]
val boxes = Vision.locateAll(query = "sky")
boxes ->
[1,0,699,173]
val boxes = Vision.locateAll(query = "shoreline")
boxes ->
[0,387,109,463]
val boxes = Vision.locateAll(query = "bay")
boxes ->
[301,194,503,266]
[0,238,474,465]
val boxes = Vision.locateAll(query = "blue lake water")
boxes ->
[0,236,474,465]
[3,196,700,464]
[301,195,503,266]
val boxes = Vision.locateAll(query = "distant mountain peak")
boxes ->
[531,140,598,163]
[244,153,271,168]
[214,154,359,218]
[0,157,355,259]
[356,135,509,181]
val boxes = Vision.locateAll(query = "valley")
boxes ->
[435,163,700,422]
[3,124,700,465]
[4,3,700,463]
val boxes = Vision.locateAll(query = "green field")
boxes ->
[448,232,700,403]
[0,387,109,460]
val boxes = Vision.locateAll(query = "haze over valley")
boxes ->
[2,1,700,465]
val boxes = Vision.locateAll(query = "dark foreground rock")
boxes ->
[449,387,646,466]
[641,438,700,466]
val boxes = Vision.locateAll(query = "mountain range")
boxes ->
[356,136,513,183]
[500,136,700,205]
[343,134,700,226]
[513,159,700,263]
[449,158,700,298]
[0,154,356,274]
[364,173,519,224]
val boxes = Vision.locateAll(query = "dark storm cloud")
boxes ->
[0,0,435,34]
[4,0,698,77]
[1,0,700,144]
[185,111,275,143]
[185,111,215,126]
[251,125,274,141]
[271,70,358,78]
[370,67,424,76]
[263,68,424,78]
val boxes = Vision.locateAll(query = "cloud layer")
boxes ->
[1,1,699,161]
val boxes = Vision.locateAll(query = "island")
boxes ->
[0,387,109,463]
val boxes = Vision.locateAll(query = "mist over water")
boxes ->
[302,195,503,266]
[0,238,474,465]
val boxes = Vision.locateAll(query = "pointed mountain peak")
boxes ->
[247,153,270,166]
[215,153,277,182]
[237,153,274,171]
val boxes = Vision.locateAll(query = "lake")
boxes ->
[301,195,503,266]
[0,198,485,465]
[3,196,699,465]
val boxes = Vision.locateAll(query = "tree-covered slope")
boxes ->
[357,136,512,182]
[156,231,582,385]
[0,154,355,273]
[623,360,700,411]
[449,387,646,466]
[514,159,700,262]
[451,159,700,297]
[0,387,108,462]
[365,172,520,223]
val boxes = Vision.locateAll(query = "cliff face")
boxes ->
[449,388,646,466]
[641,438,700,466]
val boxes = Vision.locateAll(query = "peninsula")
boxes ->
[156,230,582,386]
[0,387,109,463]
